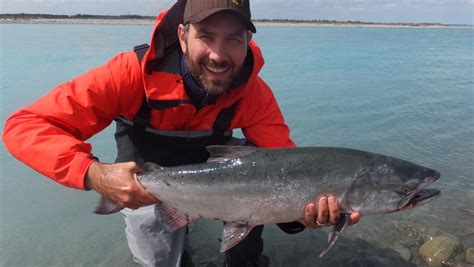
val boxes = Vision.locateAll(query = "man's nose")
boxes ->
[208,41,227,63]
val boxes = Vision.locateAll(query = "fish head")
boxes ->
[345,156,441,215]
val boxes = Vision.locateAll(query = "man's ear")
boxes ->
[178,24,187,54]
[247,32,253,43]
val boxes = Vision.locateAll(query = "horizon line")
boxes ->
[1,13,472,26]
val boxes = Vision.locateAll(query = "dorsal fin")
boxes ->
[206,145,258,163]
[143,162,161,172]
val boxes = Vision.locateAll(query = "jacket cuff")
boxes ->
[67,154,97,190]
[277,221,306,234]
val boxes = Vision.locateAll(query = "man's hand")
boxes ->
[85,161,158,210]
[299,194,360,229]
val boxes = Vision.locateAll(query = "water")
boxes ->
[1,24,473,266]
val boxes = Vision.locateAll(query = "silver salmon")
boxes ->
[95,146,441,257]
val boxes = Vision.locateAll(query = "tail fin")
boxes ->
[94,196,124,214]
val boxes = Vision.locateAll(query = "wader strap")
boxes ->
[132,97,152,129]
[134,43,149,63]
[133,43,160,74]
[212,100,240,140]
[148,99,192,110]
[126,98,150,144]
[131,45,152,137]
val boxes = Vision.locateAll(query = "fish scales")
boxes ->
[139,147,403,224]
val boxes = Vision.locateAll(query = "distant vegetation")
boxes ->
[0,13,449,27]
[254,18,446,27]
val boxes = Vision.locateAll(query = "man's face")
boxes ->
[178,12,250,95]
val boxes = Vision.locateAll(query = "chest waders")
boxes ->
[115,44,266,267]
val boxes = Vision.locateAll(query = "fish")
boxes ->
[94,145,441,257]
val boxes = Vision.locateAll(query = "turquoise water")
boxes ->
[1,24,473,266]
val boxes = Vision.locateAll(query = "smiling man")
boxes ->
[3,0,358,266]
[180,13,250,96]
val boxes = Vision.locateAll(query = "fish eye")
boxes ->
[400,180,420,194]
[400,186,410,194]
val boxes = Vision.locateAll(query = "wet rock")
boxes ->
[465,247,474,264]
[349,255,415,267]
[423,228,452,243]
[441,259,473,267]
[393,220,425,247]
[461,233,474,248]
[419,236,464,267]
[392,243,412,262]
[402,229,424,247]
[454,252,465,261]
[350,257,382,267]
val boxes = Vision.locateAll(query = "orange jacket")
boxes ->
[2,5,295,190]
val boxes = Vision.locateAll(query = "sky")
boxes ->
[1,0,473,24]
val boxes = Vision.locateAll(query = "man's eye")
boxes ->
[228,37,243,44]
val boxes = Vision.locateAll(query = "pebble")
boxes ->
[441,260,473,267]
[465,247,474,264]
[461,233,474,248]
[419,236,464,267]
[392,243,412,262]
[394,220,425,247]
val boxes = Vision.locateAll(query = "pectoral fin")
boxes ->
[155,203,199,232]
[319,212,352,257]
[220,222,255,252]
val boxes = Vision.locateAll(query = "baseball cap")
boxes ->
[183,0,257,33]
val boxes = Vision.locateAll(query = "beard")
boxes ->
[184,52,242,96]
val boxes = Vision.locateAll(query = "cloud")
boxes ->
[0,0,174,16]
[251,0,473,24]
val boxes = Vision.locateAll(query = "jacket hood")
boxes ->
[140,0,265,103]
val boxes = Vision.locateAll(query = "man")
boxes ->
[2,0,359,266]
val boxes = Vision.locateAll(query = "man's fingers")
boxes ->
[122,193,153,210]
[302,202,323,229]
[130,168,158,206]
[317,195,329,225]
[327,194,340,224]
[349,212,360,225]
[133,179,159,206]
[300,194,361,230]
[126,162,143,174]
[304,203,316,225]
[140,191,159,205]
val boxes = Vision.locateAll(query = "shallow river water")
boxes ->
[1,24,473,266]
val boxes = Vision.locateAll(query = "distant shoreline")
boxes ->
[0,14,472,28]
[0,18,458,28]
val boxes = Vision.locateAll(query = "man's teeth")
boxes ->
[206,66,229,74]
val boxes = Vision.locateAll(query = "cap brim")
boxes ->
[187,7,256,33]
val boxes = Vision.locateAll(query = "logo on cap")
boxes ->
[232,0,244,6]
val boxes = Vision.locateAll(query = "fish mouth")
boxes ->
[398,188,441,211]
[398,171,441,211]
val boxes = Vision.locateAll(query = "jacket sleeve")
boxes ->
[2,52,143,190]
[238,77,296,149]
